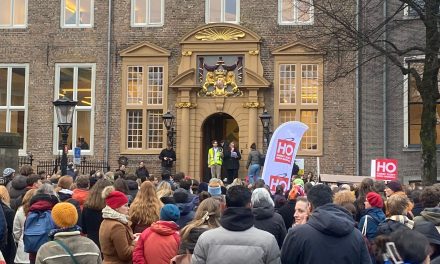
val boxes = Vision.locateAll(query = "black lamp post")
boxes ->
[259,109,272,153]
[53,96,77,176]
[162,111,175,147]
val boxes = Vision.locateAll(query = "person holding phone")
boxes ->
[224,141,241,184]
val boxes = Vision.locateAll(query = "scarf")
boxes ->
[102,205,128,224]
[49,225,82,240]
[388,215,414,229]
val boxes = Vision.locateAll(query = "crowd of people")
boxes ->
[0,162,438,264]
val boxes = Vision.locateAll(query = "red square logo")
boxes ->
[269,175,289,193]
[274,139,296,164]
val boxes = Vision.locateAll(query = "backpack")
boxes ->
[23,210,55,253]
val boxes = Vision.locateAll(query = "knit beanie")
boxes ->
[208,182,222,196]
[160,204,180,222]
[104,187,128,209]
[386,181,402,193]
[52,202,78,228]
[366,192,383,208]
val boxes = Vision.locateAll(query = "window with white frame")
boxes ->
[206,0,239,23]
[131,0,164,27]
[278,0,313,25]
[405,59,440,146]
[0,0,27,28]
[54,64,95,154]
[123,64,165,151]
[403,0,425,17]
[0,65,28,154]
[61,0,93,28]
[277,63,321,152]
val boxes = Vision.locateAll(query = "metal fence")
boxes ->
[18,154,34,168]
[36,157,110,175]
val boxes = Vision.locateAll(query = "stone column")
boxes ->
[176,88,195,174]
[0,133,22,171]
[245,88,261,148]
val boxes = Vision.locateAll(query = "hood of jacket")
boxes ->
[421,207,440,225]
[176,201,195,216]
[150,220,179,236]
[365,207,386,223]
[252,205,275,220]
[29,193,59,207]
[307,203,355,237]
[220,207,255,231]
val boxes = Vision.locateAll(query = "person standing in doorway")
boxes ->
[136,161,150,183]
[208,140,223,179]
[224,141,241,184]
[159,142,177,175]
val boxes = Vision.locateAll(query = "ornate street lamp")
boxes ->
[162,111,175,147]
[259,109,272,153]
[53,96,77,176]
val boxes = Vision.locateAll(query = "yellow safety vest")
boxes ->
[208,147,223,166]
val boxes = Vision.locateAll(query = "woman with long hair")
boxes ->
[129,181,162,233]
[178,197,221,255]
[354,178,375,221]
[13,188,36,264]
[81,178,112,249]
[157,181,173,203]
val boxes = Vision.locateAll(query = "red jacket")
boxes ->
[72,189,89,210]
[132,221,180,264]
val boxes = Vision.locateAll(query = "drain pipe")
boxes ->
[355,0,362,176]
[104,0,113,166]
[383,0,388,158]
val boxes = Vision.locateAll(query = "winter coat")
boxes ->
[412,203,424,217]
[0,202,16,264]
[13,206,29,263]
[223,148,241,170]
[376,215,413,236]
[192,207,281,264]
[135,167,149,181]
[71,189,89,210]
[9,176,28,211]
[175,202,195,229]
[178,226,209,255]
[132,221,180,264]
[281,203,371,264]
[12,208,26,262]
[253,205,287,248]
[277,200,296,229]
[35,231,101,264]
[159,148,177,168]
[81,207,104,249]
[358,207,386,241]
[99,206,134,264]
[246,149,262,168]
[57,189,72,202]
[414,207,440,233]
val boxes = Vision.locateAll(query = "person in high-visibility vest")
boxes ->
[208,140,223,179]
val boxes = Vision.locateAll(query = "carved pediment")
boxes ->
[272,41,325,55]
[244,68,271,88]
[181,23,261,44]
[169,69,196,88]
[119,41,171,57]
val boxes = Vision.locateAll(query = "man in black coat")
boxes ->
[281,184,371,264]
[159,142,177,175]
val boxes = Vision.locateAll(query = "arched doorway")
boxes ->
[201,113,239,182]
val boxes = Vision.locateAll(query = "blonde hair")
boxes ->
[22,189,37,215]
[156,181,173,200]
[333,190,356,206]
[180,198,221,241]
[129,181,161,227]
[0,186,10,206]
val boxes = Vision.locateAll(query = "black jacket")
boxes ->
[159,148,177,168]
[9,176,28,211]
[278,200,296,229]
[0,202,16,264]
[281,203,371,264]
[178,226,209,254]
[223,148,241,170]
[253,205,287,248]
[81,207,104,249]
[135,166,149,181]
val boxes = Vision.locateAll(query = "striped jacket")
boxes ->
[35,231,102,264]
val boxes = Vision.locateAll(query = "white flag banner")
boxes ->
[262,121,308,194]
